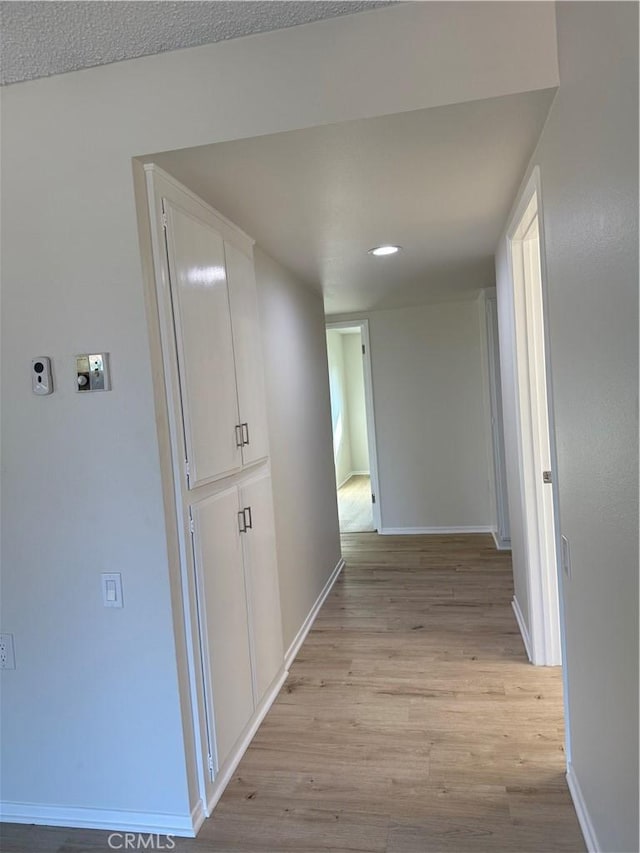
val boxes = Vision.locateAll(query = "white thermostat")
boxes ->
[32,357,53,395]
[76,353,111,392]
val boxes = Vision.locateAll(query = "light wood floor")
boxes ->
[338,474,374,532]
[2,533,584,853]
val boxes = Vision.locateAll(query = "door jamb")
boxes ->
[504,166,568,680]
[326,319,382,531]
[485,293,511,549]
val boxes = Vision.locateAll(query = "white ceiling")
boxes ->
[151,90,554,315]
[0,0,393,86]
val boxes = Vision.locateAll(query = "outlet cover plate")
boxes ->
[0,633,16,669]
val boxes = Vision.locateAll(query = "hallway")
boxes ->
[1,533,584,852]
[201,533,583,852]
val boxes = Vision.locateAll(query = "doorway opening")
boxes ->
[326,321,380,533]
[507,167,562,668]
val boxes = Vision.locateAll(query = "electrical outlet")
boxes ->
[0,633,16,669]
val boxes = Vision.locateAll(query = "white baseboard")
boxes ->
[566,762,601,853]
[204,666,288,816]
[379,525,494,535]
[491,529,512,550]
[511,596,532,662]
[190,799,206,837]
[0,802,197,837]
[337,471,370,489]
[285,557,345,669]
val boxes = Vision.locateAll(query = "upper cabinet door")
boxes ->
[164,199,243,488]
[225,241,270,467]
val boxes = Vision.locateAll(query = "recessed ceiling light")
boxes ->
[368,245,401,257]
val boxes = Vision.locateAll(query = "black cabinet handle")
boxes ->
[235,424,243,448]
[241,422,250,446]
[238,510,247,534]
[243,506,252,530]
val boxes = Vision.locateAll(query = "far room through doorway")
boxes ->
[326,323,377,533]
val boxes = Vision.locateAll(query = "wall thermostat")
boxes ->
[76,353,111,392]
[32,357,53,395]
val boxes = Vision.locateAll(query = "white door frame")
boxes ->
[485,293,511,549]
[504,166,563,667]
[326,319,381,531]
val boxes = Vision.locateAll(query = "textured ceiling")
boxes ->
[151,90,555,314]
[0,0,394,86]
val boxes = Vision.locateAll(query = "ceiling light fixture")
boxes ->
[368,245,401,257]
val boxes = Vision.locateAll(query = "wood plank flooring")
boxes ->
[1,533,584,853]
[338,475,374,532]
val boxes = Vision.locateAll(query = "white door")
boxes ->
[225,241,270,466]
[191,487,255,771]
[164,198,243,487]
[240,472,283,704]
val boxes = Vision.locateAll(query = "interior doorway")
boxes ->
[507,167,562,667]
[326,321,380,533]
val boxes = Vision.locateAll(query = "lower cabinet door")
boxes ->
[191,486,255,771]
[240,472,284,704]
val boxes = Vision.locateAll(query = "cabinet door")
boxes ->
[164,199,243,487]
[240,473,284,704]
[225,241,270,467]
[191,487,255,771]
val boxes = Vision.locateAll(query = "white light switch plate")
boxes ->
[101,572,123,608]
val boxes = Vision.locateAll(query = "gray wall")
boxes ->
[255,249,341,649]
[496,3,638,849]
[334,298,495,531]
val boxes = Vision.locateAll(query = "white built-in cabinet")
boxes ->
[162,194,268,486]
[145,165,283,810]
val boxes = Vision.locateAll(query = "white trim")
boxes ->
[144,165,217,806]
[285,558,345,669]
[337,470,370,489]
[485,293,511,544]
[0,803,197,837]
[205,667,288,816]
[566,763,601,853]
[143,164,255,255]
[505,166,562,668]
[190,800,206,837]
[511,596,532,662]
[491,529,511,551]
[326,319,381,531]
[379,526,493,535]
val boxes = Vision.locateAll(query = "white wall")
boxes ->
[0,1,559,828]
[326,330,354,486]
[343,334,370,474]
[256,250,341,649]
[333,298,495,532]
[495,3,638,850]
